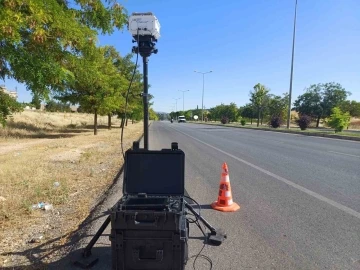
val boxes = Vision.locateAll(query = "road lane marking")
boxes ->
[168,125,360,220]
[328,151,360,158]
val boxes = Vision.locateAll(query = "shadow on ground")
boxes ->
[0,234,112,270]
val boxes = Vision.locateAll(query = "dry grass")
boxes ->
[349,118,360,129]
[0,110,111,140]
[0,111,143,267]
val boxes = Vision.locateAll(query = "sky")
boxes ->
[3,0,360,113]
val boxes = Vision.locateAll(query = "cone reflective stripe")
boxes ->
[221,163,230,182]
[211,162,240,212]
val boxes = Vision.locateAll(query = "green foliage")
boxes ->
[149,108,158,120]
[239,104,255,120]
[267,93,289,119]
[340,100,360,117]
[45,100,71,112]
[250,83,270,127]
[293,83,350,127]
[184,110,192,120]
[0,0,128,98]
[240,119,246,126]
[0,90,23,127]
[31,92,41,109]
[209,103,238,122]
[327,107,351,133]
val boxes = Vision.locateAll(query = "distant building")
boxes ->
[0,85,18,100]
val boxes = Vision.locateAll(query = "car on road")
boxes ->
[178,116,186,123]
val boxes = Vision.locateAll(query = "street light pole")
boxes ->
[287,0,298,129]
[173,98,180,120]
[194,70,212,122]
[178,90,190,112]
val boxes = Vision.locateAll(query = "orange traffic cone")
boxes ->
[211,163,240,212]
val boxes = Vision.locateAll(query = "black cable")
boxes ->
[190,243,212,270]
[183,195,201,223]
[121,29,139,159]
[184,195,213,270]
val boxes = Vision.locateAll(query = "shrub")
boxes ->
[327,107,351,133]
[270,117,281,128]
[296,114,311,130]
[240,119,246,126]
[220,116,229,124]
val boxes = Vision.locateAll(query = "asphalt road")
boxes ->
[58,121,360,270]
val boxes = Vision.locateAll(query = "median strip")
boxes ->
[188,122,360,142]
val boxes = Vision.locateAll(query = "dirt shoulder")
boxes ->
[0,118,143,268]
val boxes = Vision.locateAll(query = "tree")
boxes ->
[321,82,350,118]
[0,90,23,127]
[340,100,360,117]
[294,83,350,127]
[184,110,192,120]
[112,52,143,127]
[239,104,255,124]
[56,46,123,135]
[266,93,289,124]
[149,108,158,120]
[293,85,323,127]
[250,83,269,127]
[45,100,71,112]
[327,107,351,132]
[0,0,128,99]
[31,92,41,109]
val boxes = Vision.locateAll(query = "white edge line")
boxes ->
[328,151,360,158]
[168,125,360,220]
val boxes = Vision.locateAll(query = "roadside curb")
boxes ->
[188,122,360,142]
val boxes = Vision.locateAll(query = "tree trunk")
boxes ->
[316,115,321,128]
[108,114,112,130]
[250,117,253,125]
[257,108,260,127]
[125,118,128,126]
[94,109,98,135]
[120,117,125,128]
[261,110,263,125]
[132,119,134,124]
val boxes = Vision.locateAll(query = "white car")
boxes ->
[178,116,186,123]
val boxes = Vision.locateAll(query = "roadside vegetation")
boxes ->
[0,111,143,267]
[169,82,360,134]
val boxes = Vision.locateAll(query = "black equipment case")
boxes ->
[109,146,188,270]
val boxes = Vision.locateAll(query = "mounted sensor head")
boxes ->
[128,12,160,57]
[128,12,161,40]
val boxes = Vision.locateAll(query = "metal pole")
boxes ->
[173,98,180,120]
[178,90,189,112]
[183,91,185,112]
[202,74,204,121]
[143,56,149,149]
[195,71,212,122]
[287,0,298,129]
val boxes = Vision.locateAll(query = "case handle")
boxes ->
[133,212,165,226]
[133,250,163,262]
